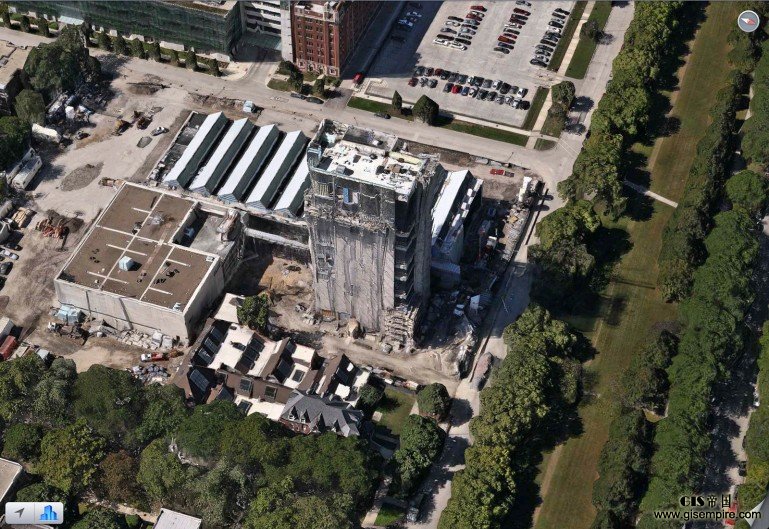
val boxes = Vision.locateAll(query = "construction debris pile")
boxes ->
[130,363,170,384]
[118,329,175,351]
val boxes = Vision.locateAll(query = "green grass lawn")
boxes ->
[534,138,557,151]
[375,503,406,526]
[522,87,549,131]
[376,387,416,436]
[347,97,528,146]
[564,2,613,79]
[547,1,587,72]
[533,5,739,529]
[541,111,565,138]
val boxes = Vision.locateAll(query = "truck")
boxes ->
[0,335,18,360]
[140,352,168,362]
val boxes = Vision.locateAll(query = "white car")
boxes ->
[460,28,476,35]
[449,42,467,50]
[433,38,449,46]
[2,250,18,260]
[407,11,422,17]
[445,20,461,26]
[516,87,528,97]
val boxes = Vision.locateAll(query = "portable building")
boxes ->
[217,124,280,203]
[0,335,18,360]
[163,112,228,188]
[188,118,255,196]
[273,153,310,217]
[245,131,306,209]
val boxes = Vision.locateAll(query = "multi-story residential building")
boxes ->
[285,0,379,75]
[9,1,244,59]
[304,120,446,345]
[0,41,28,116]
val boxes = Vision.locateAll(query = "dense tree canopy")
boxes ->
[394,415,443,494]
[39,420,106,495]
[413,95,439,125]
[14,89,46,125]
[238,294,270,332]
[0,116,31,172]
[417,383,451,419]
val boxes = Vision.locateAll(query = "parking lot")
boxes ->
[366,0,576,128]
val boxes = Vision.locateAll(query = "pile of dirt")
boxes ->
[60,163,103,192]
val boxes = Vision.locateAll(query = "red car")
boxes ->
[408,77,418,86]
[353,72,365,84]
[513,8,530,15]
[451,84,461,94]
[466,13,482,20]
[490,168,504,175]
[471,5,487,11]
[498,35,515,44]
[435,68,444,76]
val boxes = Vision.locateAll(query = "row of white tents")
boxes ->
[163,112,310,217]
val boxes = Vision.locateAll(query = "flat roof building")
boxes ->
[0,458,22,504]
[154,509,202,529]
[305,120,446,345]
[55,183,240,344]
[0,41,28,115]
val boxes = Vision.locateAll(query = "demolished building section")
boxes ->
[304,120,446,346]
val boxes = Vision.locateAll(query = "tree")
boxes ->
[395,415,443,494]
[24,25,102,99]
[0,352,43,421]
[391,90,403,114]
[97,30,111,50]
[185,50,198,70]
[31,358,77,427]
[219,412,288,472]
[39,420,106,494]
[14,89,46,125]
[413,95,439,125]
[72,508,128,529]
[312,76,325,97]
[1,423,42,461]
[16,482,68,504]
[79,22,93,45]
[134,384,188,445]
[2,11,10,28]
[39,19,50,38]
[131,38,146,59]
[98,451,145,507]
[73,364,145,448]
[581,19,602,42]
[20,15,30,32]
[210,59,221,77]
[288,70,303,92]
[169,49,179,66]
[726,170,768,216]
[137,438,194,503]
[237,294,270,332]
[148,41,161,61]
[192,462,248,527]
[0,116,31,171]
[551,80,576,110]
[114,34,128,55]
[174,400,242,460]
[417,383,451,419]
[356,384,384,412]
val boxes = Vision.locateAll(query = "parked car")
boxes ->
[458,74,468,84]
[513,8,530,15]
[408,77,418,86]
[450,42,467,50]
[440,70,451,80]
[516,87,528,97]
[478,89,489,99]
[537,44,554,52]
[448,15,463,22]
[498,42,514,50]
[437,34,455,41]
[407,494,427,523]
[491,80,502,90]
[469,87,478,97]
[516,0,531,5]
[443,82,454,92]
[482,78,492,88]
[306,96,324,104]
[448,72,458,82]
[552,12,567,20]
[445,20,461,27]
[498,35,515,44]
[461,86,470,96]
[473,76,484,86]
[499,83,511,94]
[419,77,428,86]
[425,67,434,76]
[494,47,511,54]
[433,38,449,46]
[2,250,18,260]
[414,66,425,76]
[466,13,482,21]
[549,20,564,28]
[530,58,548,67]
[0,262,11,275]
[441,27,457,34]
[555,7,570,14]
[470,5,487,11]
[460,27,476,35]
[375,112,391,119]
[150,126,169,137]
[455,38,472,46]
[451,84,461,94]
[428,79,438,88]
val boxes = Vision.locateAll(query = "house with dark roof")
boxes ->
[279,391,365,437]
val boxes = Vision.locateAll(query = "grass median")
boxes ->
[348,97,529,146]
[533,4,738,529]
[522,87,549,131]
[548,1,588,72]
[564,2,613,79]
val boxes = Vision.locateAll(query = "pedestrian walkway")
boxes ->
[362,475,394,528]
[557,2,596,77]
[623,180,679,208]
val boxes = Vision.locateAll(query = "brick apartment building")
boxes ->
[286,0,379,76]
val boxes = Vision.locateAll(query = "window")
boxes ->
[264,386,278,402]
[291,369,305,383]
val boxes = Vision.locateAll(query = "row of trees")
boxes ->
[590,332,676,529]
[0,6,53,38]
[741,38,769,167]
[393,415,444,496]
[638,168,767,527]
[659,2,769,300]
[0,358,377,528]
[438,306,582,529]
[543,80,576,136]
[737,323,769,522]
[558,2,684,215]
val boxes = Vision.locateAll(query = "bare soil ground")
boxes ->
[60,163,104,192]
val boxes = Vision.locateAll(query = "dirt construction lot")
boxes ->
[366,0,576,127]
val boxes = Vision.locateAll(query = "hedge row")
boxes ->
[438,307,582,529]
[590,332,676,529]
[638,175,767,527]
[657,7,767,301]
[557,2,684,215]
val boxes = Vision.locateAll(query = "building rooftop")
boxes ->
[154,508,202,529]
[0,457,22,503]
[311,120,427,196]
[281,391,364,437]
[57,184,223,312]
[0,41,28,89]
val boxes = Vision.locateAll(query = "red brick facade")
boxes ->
[290,1,379,76]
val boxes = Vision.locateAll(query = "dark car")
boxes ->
[493,47,510,54]
[482,78,492,88]
[473,76,484,86]
[477,89,489,99]
[738,461,748,477]
[414,66,425,76]
[498,35,515,44]
[425,67,434,76]
[375,112,391,119]
[530,58,548,67]
[498,42,514,50]
[513,8,530,15]
[519,100,531,110]
[440,70,451,80]
[458,74,468,84]
[306,96,324,104]
[448,72,459,82]
[499,83,511,94]
[448,15,463,22]
[555,7,570,14]
[470,5,487,11]
[408,77,418,86]
[428,79,438,88]
[537,44,554,52]
[290,92,306,99]
[466,13,482,20]
[461,86,470,96]
[443,82,454,92]
[552,12,566,19]
[0,262,12,275]
[455,38,472,46]
[549,20,564,28]
[541,39,558,47]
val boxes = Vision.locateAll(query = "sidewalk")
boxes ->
[557,2,596,77]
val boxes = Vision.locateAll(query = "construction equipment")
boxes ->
[112,119,130,136]
[34,217,67,239]
[137,114,153,129]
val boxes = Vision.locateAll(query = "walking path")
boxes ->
[623,180,679,208]
[557,2,596,77]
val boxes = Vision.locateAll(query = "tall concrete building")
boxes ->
[305,120,446,345]
[285,0,380,75]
